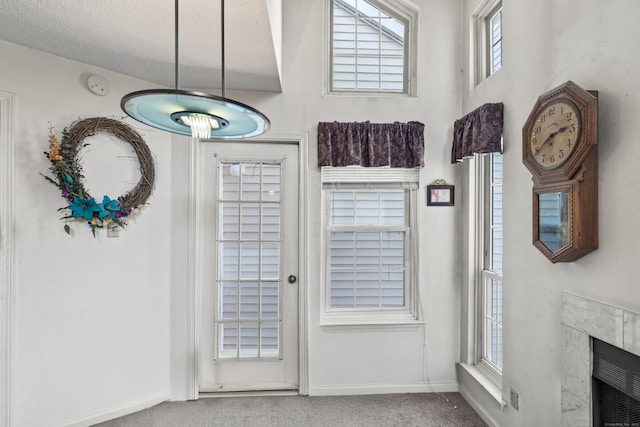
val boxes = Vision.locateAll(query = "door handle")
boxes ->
[287,275,297,284]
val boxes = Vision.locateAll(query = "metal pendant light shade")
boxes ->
[121,0,270,139]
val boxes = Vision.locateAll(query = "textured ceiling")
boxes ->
[0,0,282,92]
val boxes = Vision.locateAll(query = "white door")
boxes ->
[199,141,299,393]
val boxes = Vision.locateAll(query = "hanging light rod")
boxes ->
[121,0,270,139]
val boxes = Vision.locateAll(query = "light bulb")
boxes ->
[180,114,220,138]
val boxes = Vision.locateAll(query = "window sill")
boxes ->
[457,363,507,409]
[320,311,421,327]
[324,91,416,99]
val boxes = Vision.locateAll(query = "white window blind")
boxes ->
[216,162,282,358]
[481,153,503,372]
[331,0,407,93]
[490,153,503,272]
[321,166,418,323]
[489,6,503,74]
[329,189,406,308]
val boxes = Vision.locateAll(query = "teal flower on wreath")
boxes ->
[68,197,103,220]
[61,173,74,185]
[101,195,121,218]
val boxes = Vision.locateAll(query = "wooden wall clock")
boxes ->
[522,81,598,263]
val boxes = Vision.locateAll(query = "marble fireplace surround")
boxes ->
[561,292,640,426]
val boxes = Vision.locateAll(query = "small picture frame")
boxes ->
[427,185,454,206]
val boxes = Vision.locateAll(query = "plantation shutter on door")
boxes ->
[217,162,282,359]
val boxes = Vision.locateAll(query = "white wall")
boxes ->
[460,1,640,426]
[170,0,465,398]
[9,0,640,424]
[0,41,172,426]
[2,0,465,423]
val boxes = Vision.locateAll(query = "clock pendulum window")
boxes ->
[522,80,599,263]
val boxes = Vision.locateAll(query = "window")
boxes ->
[329,0,418,95]
[473,0,503,85]
[321,167,419,324]
[477,153,503,380]
[488,5,502,74]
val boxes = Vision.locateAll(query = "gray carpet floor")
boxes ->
[96,393,487,427]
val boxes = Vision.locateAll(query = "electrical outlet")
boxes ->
[509,386,519,410]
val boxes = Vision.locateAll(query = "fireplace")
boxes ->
[592,338,640,425]
[561,293,640,427]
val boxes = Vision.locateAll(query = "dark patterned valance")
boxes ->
[318,121,425,168]
[451,103,504,163]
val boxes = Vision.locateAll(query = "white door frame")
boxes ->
[185,132,309,399]
[0,92,15,427]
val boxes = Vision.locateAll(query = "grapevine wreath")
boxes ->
[44,117,155,236]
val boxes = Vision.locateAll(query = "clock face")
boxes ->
[528,99,581,169]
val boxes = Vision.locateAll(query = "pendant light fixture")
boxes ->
[121,0,270,139]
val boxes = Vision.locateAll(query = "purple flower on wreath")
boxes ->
[115,207,132,219]
[61,188,70,199]
[68,197,103,220]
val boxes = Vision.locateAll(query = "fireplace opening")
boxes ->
[592,338,640,426]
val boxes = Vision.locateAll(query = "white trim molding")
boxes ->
[186,136,202,401]
[309,381,458,396]
[187,132,310,396]
[64,393,168,427]
[0,91,15,427]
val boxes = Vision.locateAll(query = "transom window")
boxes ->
[329,0,417,95]
[473,0,503,85]
[488,5,503,74]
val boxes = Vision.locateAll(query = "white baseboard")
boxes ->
[308,381,459,396]
[64,393,168,427]
[458,382,500,427]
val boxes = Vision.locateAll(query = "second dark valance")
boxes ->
[451,103,503,163]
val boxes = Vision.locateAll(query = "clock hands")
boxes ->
[535,126,568,155]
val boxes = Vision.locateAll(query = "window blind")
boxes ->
[217,162,282,358]
[332,0,406,92]
[328,187,407,308]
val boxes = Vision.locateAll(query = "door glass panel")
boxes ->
[240,282,259,319]
[262,203,281,240]
[219,281,238,319]
[220,164,240,200]
[483,275,503,369]
[240,203,260,240]
[221,203,239,240]
[239,322,259,357]
[538,191,570,253]
[262,164,281,201]
[220,242,238,280]
[260,322,279,357]
[217,161,282,359]
[240,242,259,279]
